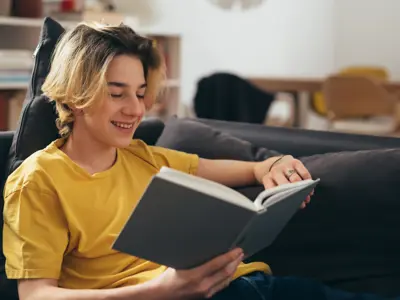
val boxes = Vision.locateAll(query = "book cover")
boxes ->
[113,167,319,269]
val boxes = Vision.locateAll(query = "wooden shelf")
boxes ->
[0,16,180,36]
[0,79,180,90]
[0,81,29,90]
[0,16,44,27]
[0,16,75,28]
[0,12,122,28]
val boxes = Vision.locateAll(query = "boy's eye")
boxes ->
[110,94,123,98]
[137,94,145,99]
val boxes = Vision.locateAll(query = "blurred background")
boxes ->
[1,0,400,137]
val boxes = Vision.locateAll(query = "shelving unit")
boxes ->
[0,13,182,130]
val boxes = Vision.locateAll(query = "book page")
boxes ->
[253,179,317,210]
[157,167,257,211]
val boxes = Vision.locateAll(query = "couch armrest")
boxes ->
[194,118,400,157]
[237,184,400,297]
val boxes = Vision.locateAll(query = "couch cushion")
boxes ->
[245,148,400,296]
[155,117,280,161]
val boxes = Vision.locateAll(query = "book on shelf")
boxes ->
[7,91,24,130]
[0,50,33,70]
[0,92,9,130]
[0,50,33,88]
[113,167,320,269]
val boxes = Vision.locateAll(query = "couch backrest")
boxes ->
[196,118,400,157]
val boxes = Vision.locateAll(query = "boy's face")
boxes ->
[76,54,147,149]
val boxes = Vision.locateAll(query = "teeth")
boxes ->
[112,121,134,129]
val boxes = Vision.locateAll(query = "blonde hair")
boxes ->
[42,22,165,137]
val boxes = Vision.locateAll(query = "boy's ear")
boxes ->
[67,104,84,116]
[73,108,84,116]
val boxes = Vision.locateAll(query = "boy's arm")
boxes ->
[18,279,160,300]
[196,158,259,187]
[196,156,313,207]
[196,155,312,187]
[18,247,244,300]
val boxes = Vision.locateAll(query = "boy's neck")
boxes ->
[61,131,117,175]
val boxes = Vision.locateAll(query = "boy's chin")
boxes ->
[112,137,134,149]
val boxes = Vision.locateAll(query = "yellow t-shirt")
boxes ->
[3,139,270,289]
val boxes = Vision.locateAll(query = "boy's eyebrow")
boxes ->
[107,82,147,89]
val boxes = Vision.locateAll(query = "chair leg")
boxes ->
[326,112,335,131]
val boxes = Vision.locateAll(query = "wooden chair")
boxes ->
[321,75,398,135]
[312,66,389,116]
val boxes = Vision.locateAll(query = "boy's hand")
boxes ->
[151,248,243,299]
[255,155,314,208]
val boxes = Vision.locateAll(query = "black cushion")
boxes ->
[245,148,400,297]
[156,117,280,161]
[6,17,65,176]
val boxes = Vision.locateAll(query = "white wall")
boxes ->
[334,0,400,79]
[115,0,336,105]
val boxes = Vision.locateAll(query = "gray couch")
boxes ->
[2,117,400,299]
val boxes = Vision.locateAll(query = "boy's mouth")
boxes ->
[111,121,134,129]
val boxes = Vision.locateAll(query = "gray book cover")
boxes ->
[112,169,319,269]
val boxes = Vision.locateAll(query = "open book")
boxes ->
[113,167,320,270]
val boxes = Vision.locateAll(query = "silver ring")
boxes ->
[286,169,296,178]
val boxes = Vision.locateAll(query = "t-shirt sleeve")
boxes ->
[3,183,69,280]
[149,146,200,175]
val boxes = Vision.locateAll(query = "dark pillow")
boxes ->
[155,117,280,161]
[245,148,400,296]
[6,17,65,175]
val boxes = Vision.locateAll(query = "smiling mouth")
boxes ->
[111,121,134,129]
